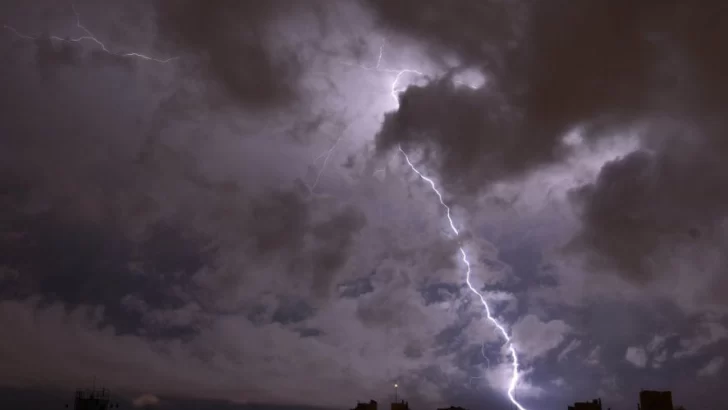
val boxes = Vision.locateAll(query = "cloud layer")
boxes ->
[2,1,728,410]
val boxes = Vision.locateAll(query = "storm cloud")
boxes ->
[154,0,308,109]
[370,0,728,297]
[2,1,728,410]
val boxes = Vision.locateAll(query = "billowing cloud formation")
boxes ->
[370,0,658,193]
[697,357,725,377]
[569,137,728,290]
[674,321,728,359]
[0,1,523,407]
[3,1,728,410]
[369,0,728,305]
[155,0,308,109]
[375,75,527,195]
[625,346,647,368]
[511,315,570,361]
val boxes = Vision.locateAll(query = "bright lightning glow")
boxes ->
[338,42,423,107]
[304,43,423,195]
[3,4,176,63]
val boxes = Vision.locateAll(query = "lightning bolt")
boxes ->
[363,44,528,410]
[3,4,176,63]
[340,46,528,408]
[399,148,525,410]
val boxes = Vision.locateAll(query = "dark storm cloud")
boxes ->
[370,0,728,288]
[241,193,367,298]
[34,34,78,68]
[375,76,524,194]
[155,0,306,109]
[370,0,674,194]
[308,205,367,296]
[0,46,149,230]
[31,34,136,83]
[0,0,370,339]
[555,2,728,289]
[363,0,522,68]
[0,185,212,337]
[568,146,728,284]
[249,191,309,256]
[272,298,315,324]
[1,2,517,408]
[420,282,460,306]
[337,275,374,298]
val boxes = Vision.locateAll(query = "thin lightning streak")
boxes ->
[343,44,528,408]
[306,136,340,196]
[338,42,424,105]
[366,40,527,409]
[399,148,526,410]
[468,345,492,387]
[3,4,176,63]
[306,121,354,197]
[306,42,422,196]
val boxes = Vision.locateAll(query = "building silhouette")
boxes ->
[391,400,409,410]
[351,400,378,410]
[437,407,468,410]
[65,387,119,410]
[567,398,602,410]
[638,390,673,410]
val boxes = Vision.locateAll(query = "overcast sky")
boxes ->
[1,1,727,410]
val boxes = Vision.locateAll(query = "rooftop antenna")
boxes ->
[394,383,398,403]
